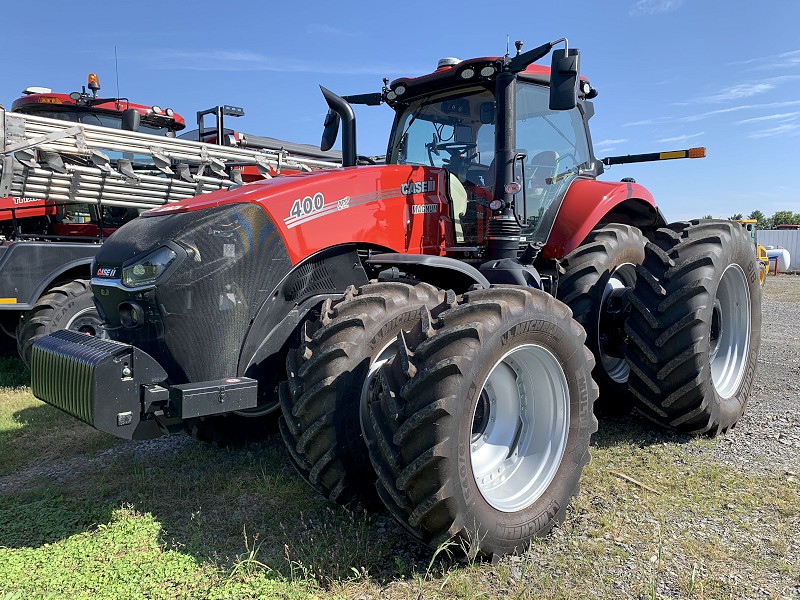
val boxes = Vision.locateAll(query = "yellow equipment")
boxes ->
[736,219,769,285]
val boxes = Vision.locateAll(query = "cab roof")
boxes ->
[11,92,186,130]
[386,57,589,105]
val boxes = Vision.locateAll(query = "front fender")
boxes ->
[542,179,660,259]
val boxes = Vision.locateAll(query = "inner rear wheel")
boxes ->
[598,264,636,384]
[711,264,751,399]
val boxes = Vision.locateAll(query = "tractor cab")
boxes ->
[323,40,600,258]
[11,73,186,136]
[385,67,598,247]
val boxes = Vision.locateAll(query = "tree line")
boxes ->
[700,210,800,229]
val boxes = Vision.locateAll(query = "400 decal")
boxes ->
[289,193,325,220]
[283,192,351,229]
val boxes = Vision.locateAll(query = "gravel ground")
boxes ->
[0,435,194,495]
[687,274,800,476]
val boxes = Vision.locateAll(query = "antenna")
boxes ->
[506,35,510,57]
[114,46,120,99]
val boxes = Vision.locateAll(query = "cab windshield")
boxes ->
[388,81,591,244]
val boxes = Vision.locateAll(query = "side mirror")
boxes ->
[121,108,141,132]
[320,109,341,152]
[549,48,580,111]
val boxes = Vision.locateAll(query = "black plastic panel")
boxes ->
[94,204,291,384]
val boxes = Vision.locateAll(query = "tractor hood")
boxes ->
[90,163,451,384]
[91,201,293,384]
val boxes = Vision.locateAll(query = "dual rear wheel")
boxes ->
[277,218,760,556]
[558,220,760,433]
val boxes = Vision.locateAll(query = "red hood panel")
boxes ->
[146,165,451,264]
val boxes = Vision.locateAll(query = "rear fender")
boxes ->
[542,179,662,259]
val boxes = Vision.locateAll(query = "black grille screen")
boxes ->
[105,204,291,383]
[285,260,335,301]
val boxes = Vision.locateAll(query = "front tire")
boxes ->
[624,220,761,434]
[368,287,598,557]
[17,279,106,367]
[279,282,446,507]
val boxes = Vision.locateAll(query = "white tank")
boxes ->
[766,247,791,272]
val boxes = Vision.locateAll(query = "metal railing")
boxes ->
[0,107,339,210]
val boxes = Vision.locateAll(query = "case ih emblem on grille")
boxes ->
[96,266,118,277]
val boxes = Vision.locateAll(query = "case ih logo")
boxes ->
[400,179,436,195]
[96,266,118,278]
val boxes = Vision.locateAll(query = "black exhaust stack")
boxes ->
[320,86,357,167]
[487,70,522,260]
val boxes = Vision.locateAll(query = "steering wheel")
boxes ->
[435,142,478,163]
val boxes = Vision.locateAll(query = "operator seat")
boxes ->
[528,151,558,188]
[449,172,469,243]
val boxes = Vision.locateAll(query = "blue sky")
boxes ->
[4,0,799,221]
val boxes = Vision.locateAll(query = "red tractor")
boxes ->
[30,39,761,558]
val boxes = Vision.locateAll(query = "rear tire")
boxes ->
[368,287,598,557]
[624,220,761,434]
[557,224,646,415]
[17,279,106,367]
[279,282,445,507]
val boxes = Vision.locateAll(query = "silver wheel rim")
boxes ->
[470,344,569,513]
[66,307,108,340]
[598,264,635,384]
[710,264,751,399]
[359,339,397,445]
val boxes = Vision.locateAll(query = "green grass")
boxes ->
[0,354,797,599]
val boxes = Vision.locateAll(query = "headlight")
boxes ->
[122,246,178,288]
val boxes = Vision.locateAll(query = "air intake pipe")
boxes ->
[320,86,357,167]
